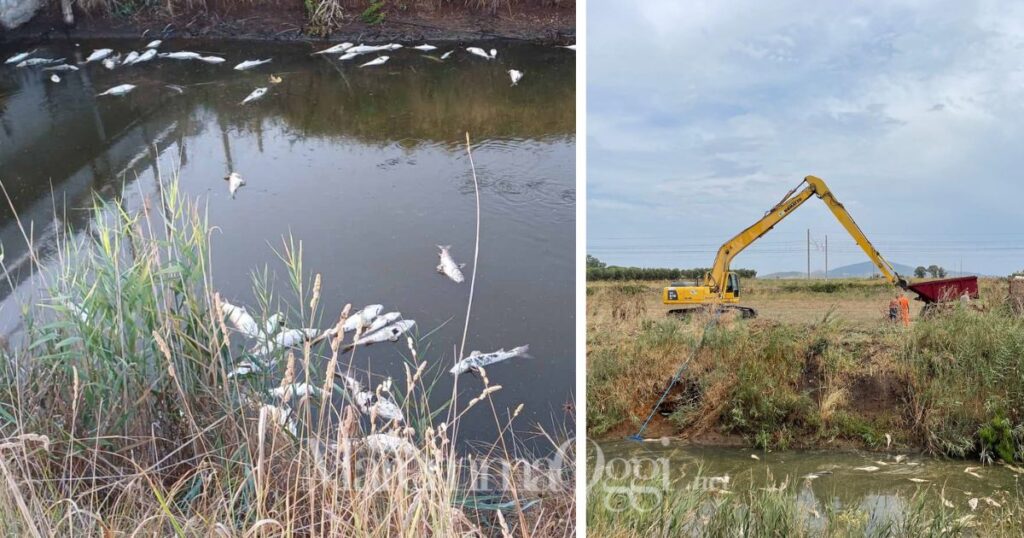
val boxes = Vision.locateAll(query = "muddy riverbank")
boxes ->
[2,1,574,43]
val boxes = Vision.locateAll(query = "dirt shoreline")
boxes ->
[1,4,574,44]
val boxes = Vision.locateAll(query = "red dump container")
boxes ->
[907,276,979,304]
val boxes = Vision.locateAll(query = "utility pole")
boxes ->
[825,235,828,281]
[807,229,811,280]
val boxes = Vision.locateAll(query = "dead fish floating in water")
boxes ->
[341,304,385,332]
[50,74,60,83]
[414,44,437,51]
[199,55,226,64]
[5,49,37,64]
[221,299,260,337]
[343,320,415,350]
[165,84,185,94]
[336,373,404,422]
[908,478,929,483]
[121,51,140,65]
[160,51,202,60]
[441,50,454,60]
[450,345,530,376]
[97,84,137,97]
[102,57,118,70]
[466,47,496,60]
[508,69,523,86]
[436,245,465,283]
[364,312,401,335]
[145,40,162,49]
[364,433,416,457]
[270,382,323,400]
[240,87,267,105]
[252,328,320,356]
[854,466,880,472]
[225,171,246,197]
[339,52,359,61]
[269,74,282,84]
[83,48,111,63]
[313,42,353,55]
[43,64,78,72]
[17,58,63,67]
[133,48,158,64]
[234,58,271,71]
[360,56,389,68]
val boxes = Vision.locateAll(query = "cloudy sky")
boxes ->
[588,0,1024,276]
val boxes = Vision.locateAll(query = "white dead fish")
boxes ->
[801,473,820,480]
[342,304,384,332]
[347,44,388,54]
[133,48,157,64]
[854,466,880,472]
[313,42,353,55]
[750,454,760,461]
[270,383,323,400]
[253,328,320,356]
[225,171,246,197]
[894,454,907,463]
[228,360,260,378]
[17,58,63,67]
[364,312,401,335]
[337,375,404,422]
[338,52,359,61]
[359,56,389,68]
[364,433,416,457]
[50,74,60,83]
[450,345,530,376]
[414,44,437,51]
[508,69,523,85]
[908,478,929,483]
[102,57,117,70]
[145,40,162,49]
[344,320,415,350]
[83,48,111,63]
[43,64,78,71]
[234,58,271,71]
[964,466,982,478]
[384,43,403,51]
[264,313,283,335]
[440,50,454,60]
[260,404,298,436]
[466,47,493,60]
[160,51,202,60]
[220,299,260,337]
[122,51,140,65]
[198,55,226,64]
[436,245,465,283]
[240,87,267,105]
[97,84,137,96]
[165,84,185,94]
[5,50,36,64]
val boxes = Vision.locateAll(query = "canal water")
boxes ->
[593,440,1022,532]
[0,38,575,448]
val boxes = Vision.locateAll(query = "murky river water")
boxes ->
[593,441,1022,532]
[0,38,575,447]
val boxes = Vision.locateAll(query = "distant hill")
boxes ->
[761,261,981,279]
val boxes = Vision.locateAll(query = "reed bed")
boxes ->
[0,174,573,536]
[587,475,1024,538]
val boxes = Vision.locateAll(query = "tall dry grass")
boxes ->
[0,162,573,535]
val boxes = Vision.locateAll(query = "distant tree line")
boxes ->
[914,265,947,278]
[586,256,756,281]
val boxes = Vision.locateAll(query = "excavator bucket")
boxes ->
[907,276,979,304]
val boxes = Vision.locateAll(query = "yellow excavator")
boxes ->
[663,175,910,318]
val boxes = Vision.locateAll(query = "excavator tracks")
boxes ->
[667,305,757,319]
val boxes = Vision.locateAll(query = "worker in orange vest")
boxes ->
[888,297,900,322]
[898,291,911,326]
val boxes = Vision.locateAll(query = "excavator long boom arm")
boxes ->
[705,175,907,293]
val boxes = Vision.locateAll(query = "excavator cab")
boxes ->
[726,272,740,297]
